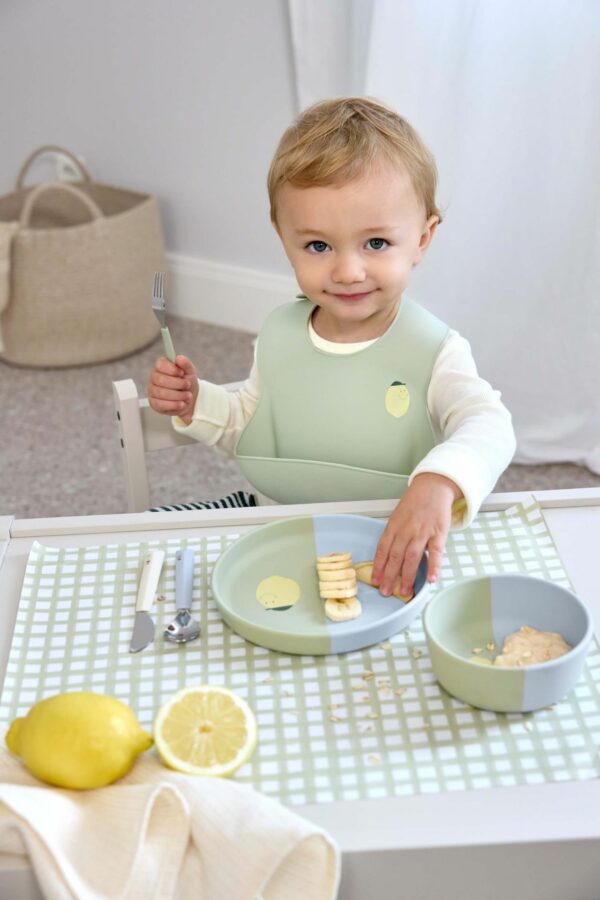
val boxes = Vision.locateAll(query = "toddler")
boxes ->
[148,97,516,597]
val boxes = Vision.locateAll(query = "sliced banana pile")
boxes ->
[316,552,362,622]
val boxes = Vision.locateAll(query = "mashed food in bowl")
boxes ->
[493,625,571,667]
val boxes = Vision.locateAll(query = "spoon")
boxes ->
[164,548,201,643]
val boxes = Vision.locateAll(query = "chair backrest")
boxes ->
[112,378,241,512]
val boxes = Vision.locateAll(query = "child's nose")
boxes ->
[331,253,366,284]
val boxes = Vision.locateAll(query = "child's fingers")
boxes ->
[150,384,193,404]
[152,397,191,413]
[397,540,426,596]
[371,531,394,588]
[175,354,196,377]
[375,539,410,597]
[151,371,192,392]
[150,399,192,415]
[154,355,184,377]
[425,536,445,584]
[376,534,427,597]
[147,356,196,417]
[148,386,191,408]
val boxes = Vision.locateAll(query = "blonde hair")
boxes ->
[268,96,441,226]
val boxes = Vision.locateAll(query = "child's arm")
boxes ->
[372,331,516,596]
[148,349,260,457]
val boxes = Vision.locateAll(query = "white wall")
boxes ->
[0,0,297,284]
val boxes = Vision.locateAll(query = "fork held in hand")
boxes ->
[152,271,176,363]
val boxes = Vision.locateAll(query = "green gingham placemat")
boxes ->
[2,501,599,805]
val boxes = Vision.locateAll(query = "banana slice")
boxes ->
[354,560,413,602]
[354,562,374,584]
[317,561,353,573]
[318,577,356,592]
[318,567,356,582]
[319,586,358,599]
[325,597,362,622]
[317,552,352,565]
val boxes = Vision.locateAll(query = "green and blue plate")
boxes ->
[212,514,429,655]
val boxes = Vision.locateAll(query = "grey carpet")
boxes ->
[1,316,598,520]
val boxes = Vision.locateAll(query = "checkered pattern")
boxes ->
[2,501,599,805]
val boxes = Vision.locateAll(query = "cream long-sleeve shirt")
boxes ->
[173,319,516,526]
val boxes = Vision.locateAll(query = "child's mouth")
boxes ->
[329,291,373,302]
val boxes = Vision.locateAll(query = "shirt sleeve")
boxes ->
[409,330,517,528]
[171,345,260,458]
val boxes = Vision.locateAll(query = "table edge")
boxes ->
[8,488,600,538]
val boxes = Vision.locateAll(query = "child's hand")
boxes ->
[371,474,462,597]
[147,354,199,424]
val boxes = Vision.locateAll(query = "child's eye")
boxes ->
[366,238,389,250]
[306,240,330,253]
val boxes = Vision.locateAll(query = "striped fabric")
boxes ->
[149,490,257,513]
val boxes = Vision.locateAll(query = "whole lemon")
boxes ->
[6,691,153,789]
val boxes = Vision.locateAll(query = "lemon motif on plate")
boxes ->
[256,575,301,611]
[385,380,410,418]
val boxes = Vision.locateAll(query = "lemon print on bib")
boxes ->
[385,381,410,418]
[256,575,301,611]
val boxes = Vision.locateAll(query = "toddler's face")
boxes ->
[276,163,437,340]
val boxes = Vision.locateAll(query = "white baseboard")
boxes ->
[165,253,298,334]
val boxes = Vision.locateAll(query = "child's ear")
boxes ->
[413,215,439,265]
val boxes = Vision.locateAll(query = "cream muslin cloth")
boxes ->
[0,752,340,900]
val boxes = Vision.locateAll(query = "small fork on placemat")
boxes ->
[151,271,176,363]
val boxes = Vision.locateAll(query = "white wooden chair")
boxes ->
[112,378,241,512]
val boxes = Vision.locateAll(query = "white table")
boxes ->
[1,488,600,900]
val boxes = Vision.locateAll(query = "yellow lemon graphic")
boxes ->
[256,575,301,611]
[385,381,410,418]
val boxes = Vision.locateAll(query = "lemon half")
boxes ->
[154,686,257,777]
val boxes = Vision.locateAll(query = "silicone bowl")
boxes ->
[423,574,593,712]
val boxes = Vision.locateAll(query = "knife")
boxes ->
[129,549,165,653]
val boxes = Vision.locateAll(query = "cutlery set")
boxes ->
[129,547,200,653]
[129,273,199,654]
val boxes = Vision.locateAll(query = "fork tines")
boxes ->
[152,272,167,328]
[152,271,166,308]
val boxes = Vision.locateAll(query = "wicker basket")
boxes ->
[0,145,164,367]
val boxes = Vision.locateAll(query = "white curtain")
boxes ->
[287,0,600,473]
[287,0,374,109]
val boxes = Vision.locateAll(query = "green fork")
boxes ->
[151,271,176,363]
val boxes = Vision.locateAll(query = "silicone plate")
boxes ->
[211,514,429,655]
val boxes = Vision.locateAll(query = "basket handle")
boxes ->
[16,145,93,189]
[19,182,103,228]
